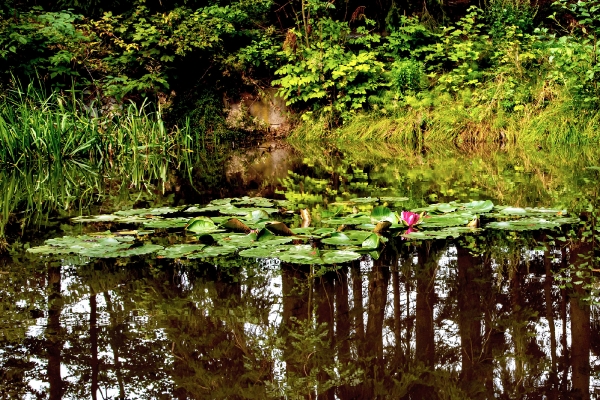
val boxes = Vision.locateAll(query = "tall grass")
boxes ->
[0,152,200,248]
[289,81,600,146]
[0,82,194,165]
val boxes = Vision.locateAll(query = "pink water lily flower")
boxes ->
[401,211,421,227]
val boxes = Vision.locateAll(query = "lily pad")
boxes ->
[348,197,379,204]
[419,214,472,228]
[435,203,459,213]
[361,233,381,249]
[114,207,182,216]
[27,234,163,258]
[256,228,295,245]
[413,203,457,214]
[83,244,163,258]
[157,244,206,258]
[321,214,372,226]
[186,245,237,258]
[219,205,278,216]
[72,214,149,224]
[461,200,494,214]
[209,198,234,206]
[185,216,219,233]
[247,209,270,222]
[238,245,291,258]
[291,227,337,236]
[144,218,190,229]
[498,207,528,215]
[403,227,480,240]
[371,206,399,224]
[277,245,362,265]
[485,218,561,231]
[217,233,258,248]
[232,196,275,208]
[379,196,409,203]
[321,231,372,246]
[183,205,223,213]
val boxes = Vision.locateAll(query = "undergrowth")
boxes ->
[0,83,199,165]
[290,80,600,146]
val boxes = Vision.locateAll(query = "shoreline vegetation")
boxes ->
[2,0,600,156]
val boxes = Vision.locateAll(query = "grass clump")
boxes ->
[0,83,194,165]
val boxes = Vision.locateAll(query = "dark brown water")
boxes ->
[1,142,600,399]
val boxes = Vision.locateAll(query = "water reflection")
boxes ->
[1,231,599,399]
[2,142,600,398]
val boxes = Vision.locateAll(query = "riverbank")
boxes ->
[288,79,600,146]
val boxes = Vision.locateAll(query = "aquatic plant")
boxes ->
[0,83,191,165]
[26,196,580,265]
[401,211,422,227]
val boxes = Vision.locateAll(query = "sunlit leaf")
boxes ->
[371,206,399,224]
[276,245,361,264]
[362,233,380,249]
[144,218,190,229]
[114,207,182,216]
[157,244,206,258]
[185,216,219,233]
[186,245,237,258]
[379,196,409,203]
[321,230,372,246]
[486,218,561,231]
[419,214,471,228]
[461,200,494,213]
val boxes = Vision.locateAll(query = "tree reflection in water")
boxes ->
[1,230,599,399]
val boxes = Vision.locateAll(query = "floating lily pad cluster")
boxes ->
[27,197,580,264]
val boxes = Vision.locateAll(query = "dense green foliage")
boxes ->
[0,82,192,164]
[2,0,600,143]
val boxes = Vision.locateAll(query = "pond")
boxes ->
[1,141,600,399]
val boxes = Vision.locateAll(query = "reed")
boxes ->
[0,82,192,165]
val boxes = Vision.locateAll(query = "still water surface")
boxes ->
[1,142,600,399]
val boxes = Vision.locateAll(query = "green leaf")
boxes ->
[27,233,164,258]
[247,209,270,222]
[498,207,528,215]
[322,214,372,225]
[403,227,479,240]
[321,230,372,246]
[72,214,148,223]
[461,200,494,213]
[371,206,399,224]
[217,233,258,248]
[361,233,380,249]
[185,216,218,233]
[144,218,190,229]
[156,244,206,258]
[238,245,291,258]
[419,214,471,228]
[114,207,182,216]
[291,227,337,236]
[186,245,237,258]
[486,218,561,231]
[379,196,409,203]
[276,245,361,264]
